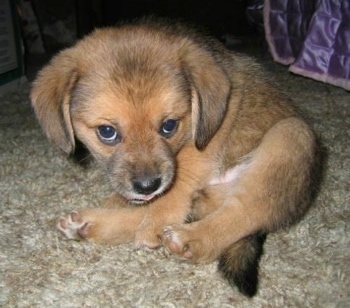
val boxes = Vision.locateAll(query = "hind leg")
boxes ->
[162,117,316,262]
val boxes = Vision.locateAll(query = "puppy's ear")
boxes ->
[31,50,78,154]
[184,44,231,150]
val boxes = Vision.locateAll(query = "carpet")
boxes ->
[0,57,349,307]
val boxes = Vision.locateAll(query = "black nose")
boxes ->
[132,177,162,195]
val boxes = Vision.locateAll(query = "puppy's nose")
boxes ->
[132,177,162,195]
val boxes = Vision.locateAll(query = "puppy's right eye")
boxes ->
[97,125,120,145]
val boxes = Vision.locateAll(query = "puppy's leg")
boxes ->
[58,198,147,244]
[102,193,132,209]
[134,150,208,248]
[162,117,317,262]
[134,192,192,248]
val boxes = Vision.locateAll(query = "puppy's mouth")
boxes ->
[124,182,171,205]
[128,194,156,205]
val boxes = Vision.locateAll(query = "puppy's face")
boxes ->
[70,65,192,203]
[31,24,231,204]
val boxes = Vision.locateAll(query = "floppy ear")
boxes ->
[183,44,231,150]
[30,50,78,154]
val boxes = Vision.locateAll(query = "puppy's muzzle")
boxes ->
[132,176,162,195]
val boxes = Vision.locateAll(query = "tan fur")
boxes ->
[31,21,317,265]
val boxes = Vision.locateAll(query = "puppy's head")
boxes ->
[31,23,231,203]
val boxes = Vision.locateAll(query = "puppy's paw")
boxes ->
[57,211,90,240]
[162,225,194,259]
[161,224,218,263]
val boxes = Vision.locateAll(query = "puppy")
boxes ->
[31,20,319,297]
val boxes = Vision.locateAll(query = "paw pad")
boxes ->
[57,211,89,240]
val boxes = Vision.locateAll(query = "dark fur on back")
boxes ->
[218,233,267,297]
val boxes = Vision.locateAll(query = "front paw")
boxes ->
[57,211,90,240]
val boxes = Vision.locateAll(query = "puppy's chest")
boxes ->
[203,144,255,188]
[191,157,246,190]
[208,162,250,186]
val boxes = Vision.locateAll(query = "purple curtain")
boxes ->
[264,0,350,91]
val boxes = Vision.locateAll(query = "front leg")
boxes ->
[58,207,147,244]
[134,148,214,248]
[134,194,192,249]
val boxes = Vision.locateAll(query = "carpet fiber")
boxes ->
[0,58,349,307]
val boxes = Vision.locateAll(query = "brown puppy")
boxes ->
[31,20,319,297]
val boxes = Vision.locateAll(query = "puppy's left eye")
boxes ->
[160,119,179,137]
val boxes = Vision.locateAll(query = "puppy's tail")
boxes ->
[218,232,267,297]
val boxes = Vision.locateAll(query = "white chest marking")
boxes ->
[208,161,251,186]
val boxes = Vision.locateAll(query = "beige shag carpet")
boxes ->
[1,58,349,307]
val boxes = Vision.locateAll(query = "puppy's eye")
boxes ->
[160,119,179,138]
[97,125,120,144]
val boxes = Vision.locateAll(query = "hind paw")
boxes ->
[161,224,219,262]
[162,225,194,259]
